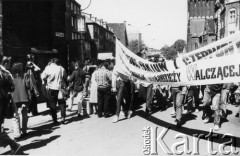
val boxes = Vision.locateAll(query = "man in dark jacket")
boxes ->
[0,53,21,154]
[68,61,87,117]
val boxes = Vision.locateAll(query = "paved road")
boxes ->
[1,101,240,156]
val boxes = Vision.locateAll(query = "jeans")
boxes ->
[202,89,221,125]
[12,103,29,138]
[75,91,84,115]
[97,87,111,116]
[145,84,154,112]
[220,89,229,114]
[115,80,134,116]
[171,88,184,121]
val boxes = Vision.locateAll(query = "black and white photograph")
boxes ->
[0,0,240,155]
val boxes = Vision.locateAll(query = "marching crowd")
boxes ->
[0,52,240,154]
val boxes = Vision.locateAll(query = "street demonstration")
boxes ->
[1,0,240,155]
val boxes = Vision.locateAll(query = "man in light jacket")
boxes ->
[41,58,67,125]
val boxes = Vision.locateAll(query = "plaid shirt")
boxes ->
[94,67,112,88]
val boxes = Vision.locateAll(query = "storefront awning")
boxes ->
[98,52,114,60]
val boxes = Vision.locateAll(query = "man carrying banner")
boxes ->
[112,66,135,123]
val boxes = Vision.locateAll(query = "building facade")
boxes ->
[187,0,217,52]
[85,15,115,59]
[1,0,85,71]
[224,0,240,37]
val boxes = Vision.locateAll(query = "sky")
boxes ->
[76,0,188,49]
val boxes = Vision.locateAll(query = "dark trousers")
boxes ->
[142,84,154,111]
[28,92,38,115]
[97,87,111,116]
[187,86,200,110]
[47,89,66,122]
[115,80,135,116]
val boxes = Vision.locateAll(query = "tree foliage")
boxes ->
[160,45,178,60]
[171,39,186,53]
[160,39,186,60]
[128,40,145,53]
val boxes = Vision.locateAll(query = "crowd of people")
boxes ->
[0,52,240,154]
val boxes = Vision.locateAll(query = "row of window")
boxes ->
[72,33,81,40]
[71,16,78,29]
[70,2,80,15]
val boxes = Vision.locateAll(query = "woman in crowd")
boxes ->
[67,61,87,117]
[11,63,30,140]
[89,63,98,115]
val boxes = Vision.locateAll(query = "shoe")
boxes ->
[203,117,210,124]
[170,111,176,116]
[124,111,128,118]
[14,136,23,142]
[214,124,220,131]
[221,110,227,119]
[10,142,21,155]
[32,112,40,116]
[78,113,82,117]
[186,110,192,114]
[21,133,28,138]
[112,115,119,123]
[195,109,199,113]
[145,108,151,117]
[127,111,133,119]
[104,113,111,118]
[67,109,72,112]
[175,119,182,128]
[61,118,66,124]
[53,121,61,126]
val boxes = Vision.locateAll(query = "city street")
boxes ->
[1,100,240,156]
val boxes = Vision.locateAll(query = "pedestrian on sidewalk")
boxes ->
[26,54,41,116]
[67,61,87,117]
[11,62,31,140]
[0,54,21,155]
[41,58,67,125]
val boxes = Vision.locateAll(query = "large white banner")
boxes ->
[115,32,240,85]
